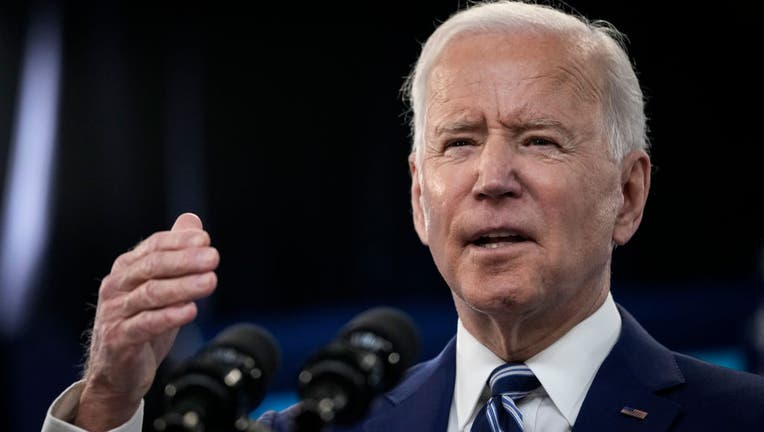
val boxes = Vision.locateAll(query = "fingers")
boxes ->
[120,272,217,317]
[102,246,218,299]
[125,247,218,288]
[102,214,219,310]
[120,302,198,346]
[112,229,210,273]
[110,213,206,273]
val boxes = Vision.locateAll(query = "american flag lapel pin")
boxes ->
[620,406,649,420]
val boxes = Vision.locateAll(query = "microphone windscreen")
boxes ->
[338,306,420,374]
[208,323,281,381]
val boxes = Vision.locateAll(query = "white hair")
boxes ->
[402,0,649,162]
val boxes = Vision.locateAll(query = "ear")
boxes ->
[409,152,429,245]
[613,150,651,245]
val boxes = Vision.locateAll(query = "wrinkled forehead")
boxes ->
[425,29,607,119]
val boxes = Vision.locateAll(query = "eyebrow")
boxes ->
[505,118,575,141]
[431,113,576,140]
[433,118,485,137]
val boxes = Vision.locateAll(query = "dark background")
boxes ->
[1,1,762,431]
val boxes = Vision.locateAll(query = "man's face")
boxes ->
[410,31,627,322]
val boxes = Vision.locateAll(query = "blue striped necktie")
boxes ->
[470,363,540,432]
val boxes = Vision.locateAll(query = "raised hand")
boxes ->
[73,213,219,431]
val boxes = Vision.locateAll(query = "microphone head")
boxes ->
[337,306,420,387]
[207,323,282,385]
[296,306,421,428]
[154,323,281,432]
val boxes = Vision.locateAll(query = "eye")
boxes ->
[445,139,473,149]
[526,136,557,147]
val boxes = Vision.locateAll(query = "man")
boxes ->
[261,2,763,431]
[43,1,764,432]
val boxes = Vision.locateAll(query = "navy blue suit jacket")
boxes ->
[259,307,764,431]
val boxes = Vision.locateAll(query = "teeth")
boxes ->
[471,230,526,248]
[485,232,515,238]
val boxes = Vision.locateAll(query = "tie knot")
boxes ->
[488,363,540,399]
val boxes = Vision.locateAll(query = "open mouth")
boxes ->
[471,231,528,249]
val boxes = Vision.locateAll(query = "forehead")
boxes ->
[425,30,605,123]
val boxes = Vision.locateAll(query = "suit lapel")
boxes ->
[362,337,457,432]
[573,306,684,432]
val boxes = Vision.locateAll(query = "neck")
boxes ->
[454,285,610,362]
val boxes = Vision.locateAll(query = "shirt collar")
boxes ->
[453,292,621,429]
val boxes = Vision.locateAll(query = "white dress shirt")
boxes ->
[41,380,144,432]
[447,292,621,432]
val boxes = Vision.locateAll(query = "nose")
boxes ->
[472,139,522,200]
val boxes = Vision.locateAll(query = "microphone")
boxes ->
[152,323,281,432]
[294,306,421,431]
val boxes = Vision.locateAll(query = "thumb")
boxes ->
[171,212,203,231]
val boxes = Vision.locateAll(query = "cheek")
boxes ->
[420,182,447,235]
[555,173,620,251]
[420,166,469,242]
[582,169,621,226]
[533,167,610,238]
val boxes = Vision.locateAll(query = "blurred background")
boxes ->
[1,0,763,431]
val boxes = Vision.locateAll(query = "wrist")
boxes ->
[74,381,142,432]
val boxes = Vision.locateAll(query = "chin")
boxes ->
[456,277,542,316]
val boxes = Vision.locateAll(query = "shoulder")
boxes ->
[605,306,764,428]
[673,351,764,401]
[666,353,764,428]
